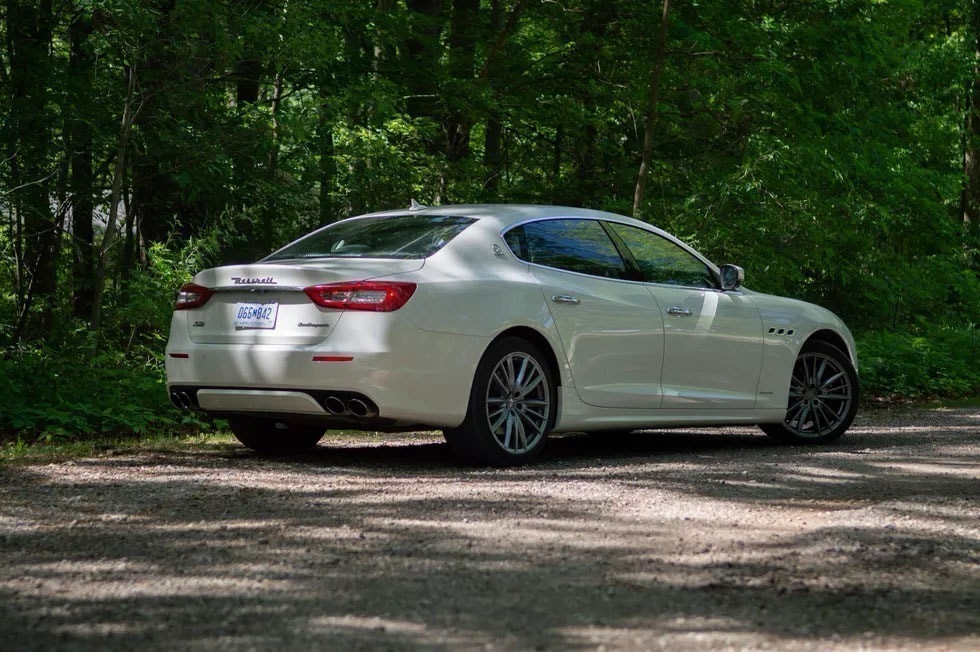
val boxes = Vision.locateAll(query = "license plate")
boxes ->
[233,302,279,329]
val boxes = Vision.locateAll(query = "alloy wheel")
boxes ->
[483,351,551,454]
[784,350,854,439]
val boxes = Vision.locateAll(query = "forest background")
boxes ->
[2,0,980,441]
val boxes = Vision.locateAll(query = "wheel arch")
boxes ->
[803,328,857,368]
[490,326,563,390]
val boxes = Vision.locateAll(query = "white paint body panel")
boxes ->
[166,204,857,433]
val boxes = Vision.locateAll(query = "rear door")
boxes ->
[505,218,666,409]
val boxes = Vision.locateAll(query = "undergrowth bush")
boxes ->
[0,238,222,444]
[857,327,980,400]
[0,336,208,443]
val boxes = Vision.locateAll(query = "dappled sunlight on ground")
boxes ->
[0,407,978,650]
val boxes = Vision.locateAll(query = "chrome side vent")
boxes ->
[767,327,796,336]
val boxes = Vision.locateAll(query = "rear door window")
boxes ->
[504,219,629,280]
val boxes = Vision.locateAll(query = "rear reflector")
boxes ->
[312,356,354,362]
[304,281,417,312]
[175,283,214,310]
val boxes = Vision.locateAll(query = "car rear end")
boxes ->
[165,212,486,429]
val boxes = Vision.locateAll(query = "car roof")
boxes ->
[357,203,659,232]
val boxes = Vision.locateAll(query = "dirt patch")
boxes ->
[1,407,978,650]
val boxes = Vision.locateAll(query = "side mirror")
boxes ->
[719,264,744,291]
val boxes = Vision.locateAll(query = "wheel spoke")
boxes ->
[810,402,823,434]
[490,368,509,395]
[519,371,544,396]
[514,356,530,387]
[786,396,805,419]
[820,371,846,389]
[514,414,528,451]
[797,402,811,431]
[502,413,515,449]
[814,400,840,427]
[489,409,508,433]
[519,408,547,434]
[815,357,828,383]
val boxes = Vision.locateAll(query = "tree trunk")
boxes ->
[92,65,141,331]
[130,0,177,247]
[632,0,671,218]
[317,80,337,225]
[6,0,56,341]
[963,0,980,229]
[404,0,445,152]
[235,57,262,106]
[481,0,528,195]
[443,0,480,164]
[68,12,96,319]
[572,1,616,207]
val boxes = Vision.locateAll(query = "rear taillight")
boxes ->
[304,281,417,312]
[175,283,214,310]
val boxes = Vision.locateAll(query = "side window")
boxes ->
[504,219,629,280]
[607,222,716,288]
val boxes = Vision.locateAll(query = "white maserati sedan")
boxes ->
[166,203,858,465]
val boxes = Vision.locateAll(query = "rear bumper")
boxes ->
[165,327,489,428]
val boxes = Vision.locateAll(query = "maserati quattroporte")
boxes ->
[166,204,858,465]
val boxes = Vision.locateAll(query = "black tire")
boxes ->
[760,340,859,444]
[229,417,325,455]
[443,336,557,466]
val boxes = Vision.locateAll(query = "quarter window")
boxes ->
[606,222,716,288]
[504,219,629,280]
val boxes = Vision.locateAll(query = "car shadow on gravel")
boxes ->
[0,409,978,650]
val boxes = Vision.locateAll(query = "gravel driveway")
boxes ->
[1,406,978,651]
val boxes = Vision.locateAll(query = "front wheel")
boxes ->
[760,341,858,444]
[229,417,325,455]
[443,337,557,466]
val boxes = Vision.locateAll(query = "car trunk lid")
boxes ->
[184,260,422,345]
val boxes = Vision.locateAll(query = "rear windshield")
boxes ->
[262,214,476,261]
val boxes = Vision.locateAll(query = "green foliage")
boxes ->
[0,339,183,441]
[858,327,980,399]
[2,0,980,447]
[0,235,220,442]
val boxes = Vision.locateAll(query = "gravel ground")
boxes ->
[0,406,978,651]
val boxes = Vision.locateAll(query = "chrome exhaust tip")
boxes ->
[170,391,193,410]
[347,398,377,418]
[324,396,347,415]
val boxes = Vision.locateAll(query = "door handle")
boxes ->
[666,306,692,316]
[551,295,581,305]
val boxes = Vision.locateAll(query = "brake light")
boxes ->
[304,281,417,312]
[175,283,214,310]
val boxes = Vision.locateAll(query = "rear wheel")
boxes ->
[443,337,557,466]
[229,417,325,455]
[760,341,858,444]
